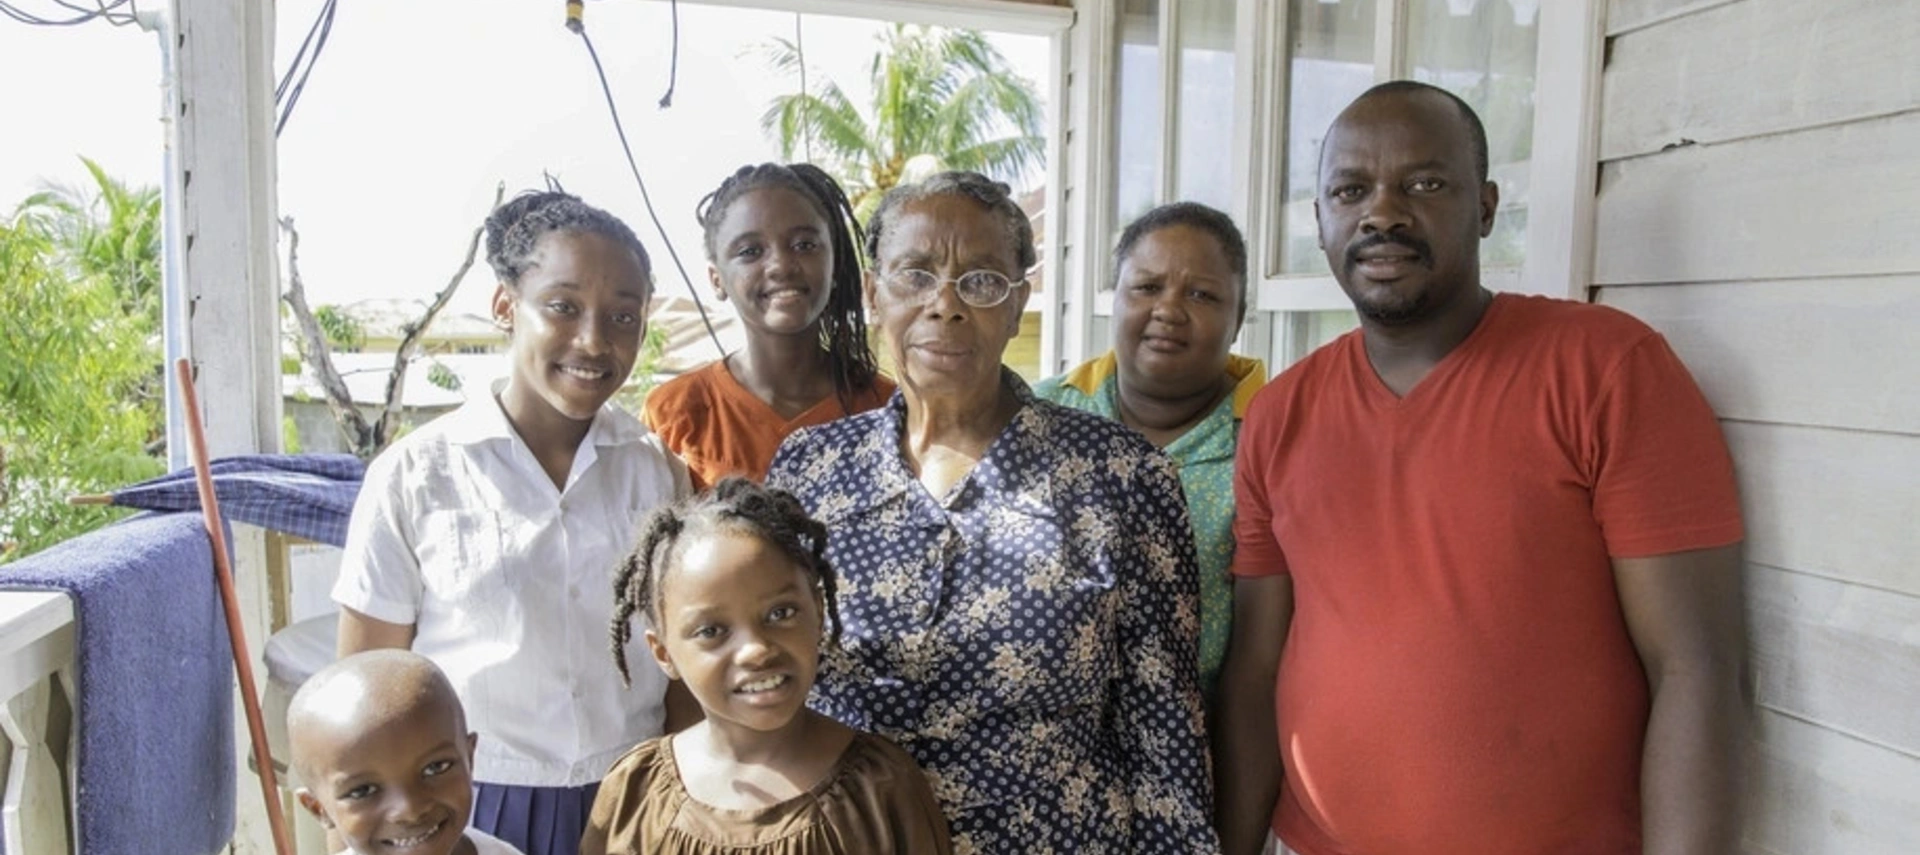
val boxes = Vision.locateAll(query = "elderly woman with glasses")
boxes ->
[767,172,1221,854]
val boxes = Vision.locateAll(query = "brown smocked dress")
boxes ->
[579,733,952,855]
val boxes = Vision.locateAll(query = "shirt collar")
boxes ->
[1061,351,1266,420]
[441,378,649,449]
[867,368,1057,520]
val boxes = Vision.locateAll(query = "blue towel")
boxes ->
[105,453,366,547]
[0,512,234,854]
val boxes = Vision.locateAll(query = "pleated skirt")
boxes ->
[471,780,602,855]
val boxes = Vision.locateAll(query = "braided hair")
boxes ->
[608,477,843,686]
[485,189,653,293]
[694,163,879,413]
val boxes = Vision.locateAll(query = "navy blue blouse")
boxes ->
[767,373,1220,854]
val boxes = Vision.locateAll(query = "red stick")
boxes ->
[174,358,294,855]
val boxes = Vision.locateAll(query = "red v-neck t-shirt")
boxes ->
[643,359,894,490]
[1232,294,1743,855]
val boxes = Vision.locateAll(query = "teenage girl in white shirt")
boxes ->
[333,190,693,855]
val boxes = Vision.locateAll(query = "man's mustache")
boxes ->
[1344,233,1434,272]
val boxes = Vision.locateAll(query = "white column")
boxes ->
[167,1,280,852]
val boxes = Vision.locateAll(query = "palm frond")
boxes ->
[943,136,1047,185]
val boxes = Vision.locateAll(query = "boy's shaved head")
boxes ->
[289,650,479,854]
[288,649,465,782]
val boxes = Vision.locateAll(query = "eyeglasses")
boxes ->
[879,268,1021,308]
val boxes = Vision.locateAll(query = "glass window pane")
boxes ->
[1174,0,1236,212]
[1407,0,1539,269]
[1113,0,1162,235]
[1277,0,1377,276]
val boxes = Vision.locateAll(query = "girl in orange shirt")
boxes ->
[642,164,892,488]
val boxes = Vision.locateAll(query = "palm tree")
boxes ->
[17,157,163,324]
[760,24,1045,219]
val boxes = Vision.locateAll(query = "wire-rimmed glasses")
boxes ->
[878,268,1021,308]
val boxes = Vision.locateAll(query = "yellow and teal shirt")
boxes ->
[1033,352,1266,704]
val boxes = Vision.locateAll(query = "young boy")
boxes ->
[289,650,523,855]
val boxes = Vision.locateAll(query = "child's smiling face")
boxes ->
[647,530,826,739]
[292,654,480,855]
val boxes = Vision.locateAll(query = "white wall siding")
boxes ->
[1593,109,1920,287]
[1599,278,1920,435]
[1597,0,1920,852]
[1600,0,1920,160]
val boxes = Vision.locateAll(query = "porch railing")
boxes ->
[0,590,76,854]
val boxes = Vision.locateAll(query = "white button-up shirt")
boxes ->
[334,383,690,786]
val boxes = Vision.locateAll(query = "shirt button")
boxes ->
[914,603,932,620]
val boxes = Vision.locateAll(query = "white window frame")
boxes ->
[1244,0,1608,317]
[1058,0,1275,372]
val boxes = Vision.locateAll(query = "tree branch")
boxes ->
[375,183,505,444]
[279,215,373,455]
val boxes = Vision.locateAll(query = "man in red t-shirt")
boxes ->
[1214,81,1747,855]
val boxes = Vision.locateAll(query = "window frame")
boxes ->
[1246,0,1607,317]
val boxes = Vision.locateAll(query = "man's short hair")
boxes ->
[1353,80,1491,184]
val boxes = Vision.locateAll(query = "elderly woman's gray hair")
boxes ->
[863,171,1038,273]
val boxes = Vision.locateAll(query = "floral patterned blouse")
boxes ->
[767,372,1221,855]
[1033,352,1268,705]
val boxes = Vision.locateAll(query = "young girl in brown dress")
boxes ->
[583,479,951,855]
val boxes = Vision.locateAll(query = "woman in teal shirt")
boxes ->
[1034,201,1265,705]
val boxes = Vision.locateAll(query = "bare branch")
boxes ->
[279,216,374,455]
[374,183,506,445]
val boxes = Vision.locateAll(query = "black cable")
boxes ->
[276,0,329,102]
[0,0,132,26]
[657,0,679,109]
[795,13,810,161]
[574,24,726,357]
[275,0,337,137]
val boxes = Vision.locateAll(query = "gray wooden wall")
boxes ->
[1591,1,1920,852]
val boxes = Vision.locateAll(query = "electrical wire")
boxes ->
[0,0,134,27]
[274,0,338,137]
[657,0,679,108]
[571,19,726,357]
[794,13,810,161]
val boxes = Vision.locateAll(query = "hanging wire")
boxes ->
[274,0,338,137]
[657,0,679,108]
[794,12,810,161]
[570,12,726,357]
[0,0,134,27]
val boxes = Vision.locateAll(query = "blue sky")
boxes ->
[1,0,1048,319]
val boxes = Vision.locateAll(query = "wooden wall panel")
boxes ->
[1747,565,1920,755]
[1597,277,1920,435]
[1593,110,1920,286]
[1606,0,1741,35]
[1600,0,1920,160]
[1723,422,1920,599]
[1744,710,1920,855]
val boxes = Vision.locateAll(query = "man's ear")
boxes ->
[464,731,479,765]
[1314,198,1325,251]
[1478,179,1500,238]
[862,269,879,315]
[645,627,678,681]
[295,788,333,828]
[708,264,727,301]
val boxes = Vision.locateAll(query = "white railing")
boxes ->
[0,591,76,854]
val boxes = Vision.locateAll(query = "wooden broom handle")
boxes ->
[174,358,294,855]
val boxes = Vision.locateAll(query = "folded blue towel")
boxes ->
[0,512,234,854]
[106,453,366,547]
